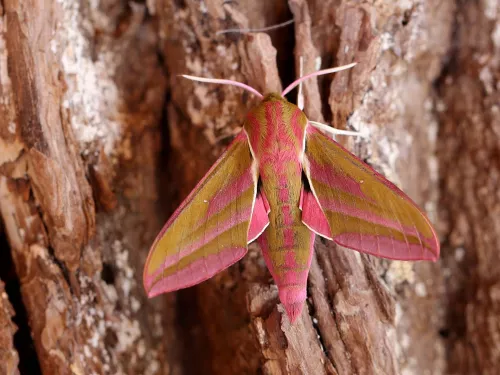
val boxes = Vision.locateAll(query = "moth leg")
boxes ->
[308,120,368,140]
[297,56,305,110]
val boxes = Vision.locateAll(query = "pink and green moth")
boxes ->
[143,62,440,323]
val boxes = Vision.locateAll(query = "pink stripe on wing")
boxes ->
[148,133,249,249]
[145,207,251,289]
[320,197,434,246]
[307,157,371,203]
[334,233,437,261]
[147,247,247,297]
[203,170,253,221]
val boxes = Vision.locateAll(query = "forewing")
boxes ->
[303,126,439,261]
[144,132,261,297]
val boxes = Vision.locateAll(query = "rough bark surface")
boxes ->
[0,0,172,374]
[0,0,496,374]
[0,279,19,375]
[437,2,500,374]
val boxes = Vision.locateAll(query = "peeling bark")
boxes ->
[0,280,19,375]
[1,0,171,374]
[0,0,496,374]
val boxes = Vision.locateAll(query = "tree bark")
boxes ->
[437,2,500,374]
[0,0,497,374]
[0,279,19,375]
[0,0,172,374]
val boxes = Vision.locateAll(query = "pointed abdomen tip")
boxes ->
[279,285,307,323]
[284,302,304,323]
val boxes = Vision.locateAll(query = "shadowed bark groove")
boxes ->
[0,232,41,375]
[436,2,500,374]
[0,0,496,374]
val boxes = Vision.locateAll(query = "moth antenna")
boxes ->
[309,120,368,139]
[181,75,263,99]
[216,19,294,35]
[281,62,357,97]
[297,56,305,111]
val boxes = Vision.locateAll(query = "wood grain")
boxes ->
[1,0,496,374]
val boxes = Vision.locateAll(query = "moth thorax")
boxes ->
[243,95,307,136]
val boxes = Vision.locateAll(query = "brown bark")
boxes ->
[0,0,172,374]
[0,279,19,375]
[0,0,497,374]
[437,2,500,374]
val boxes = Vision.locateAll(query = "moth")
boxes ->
[143,62,440,323]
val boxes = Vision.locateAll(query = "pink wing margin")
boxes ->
[302,125,440,261]
[143,132,269,297]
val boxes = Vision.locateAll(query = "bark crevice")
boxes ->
[1,0,496,374]
[0,232,42,375]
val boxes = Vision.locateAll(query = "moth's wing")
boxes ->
[248,190,270,242]
[300,185,332,239]
[302,125,439,261]
[144,132,268,297]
